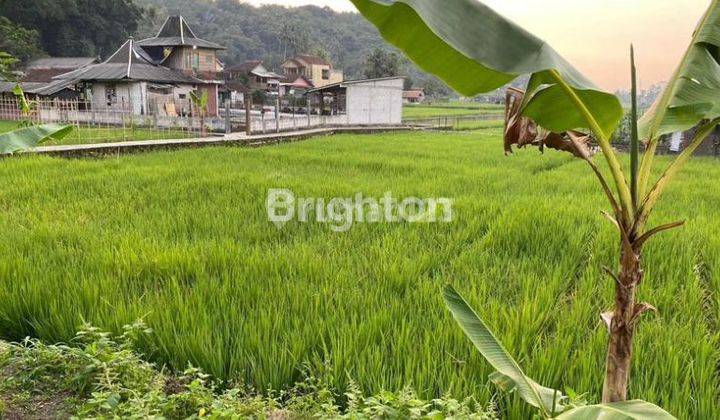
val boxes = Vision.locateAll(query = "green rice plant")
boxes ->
[0,131,717,418]
[351,0,720,408]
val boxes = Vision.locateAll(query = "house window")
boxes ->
[205,54,214,64]
[193,52,200,70]
[256,76,263,83]
[105,85,117,106]
[322,69,330,80]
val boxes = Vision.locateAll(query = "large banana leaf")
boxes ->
[350,0,623,138]
[555,400,676,420]
[0,124,72,154]
[639,0,720,139]
[443,285,567,416]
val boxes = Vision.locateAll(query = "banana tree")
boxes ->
[443,285,675,419]
[0,124,72,154]
[351,0,720,404]
[190,90,209,137]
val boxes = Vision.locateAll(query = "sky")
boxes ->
[244,0,712,91]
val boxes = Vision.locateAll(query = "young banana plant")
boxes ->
[351,0,720,405]
[443,285,675,419]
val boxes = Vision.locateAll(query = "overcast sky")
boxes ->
[244,0,711,91]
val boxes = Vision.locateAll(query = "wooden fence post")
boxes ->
[244,93,252,136]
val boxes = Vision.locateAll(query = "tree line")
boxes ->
[0,0,452,97]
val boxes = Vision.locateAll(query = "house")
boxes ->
[306,76,404,125]
[280,74,314,95]
[402,89,425,104]
[54,38,200,116]
[0,57,99,100]
[22,57,98,83]
[51,16,225,117]
[225,60,284,92]
[281,54,343,89]
[136,16,226,116]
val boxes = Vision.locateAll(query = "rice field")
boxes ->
[403,103,503,119]
[0,128,718,418]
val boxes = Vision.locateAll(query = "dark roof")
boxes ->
[136,16,225,50]
[27,57,98,70]
[54,39,199,84]
[23,57,98,83]
[307,76,404,93]
[224,80,250,93]
[226,60,263,73]
[23,68,78,83]
[0,80,78,96]
[295,54,330,66]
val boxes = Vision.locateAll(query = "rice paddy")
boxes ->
[0,128,717,418]
[402,103,503,119]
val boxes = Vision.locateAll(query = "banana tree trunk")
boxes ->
[602,243,642,402]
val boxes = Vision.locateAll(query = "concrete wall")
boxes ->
[346,78,403,125]
[90,82,147,115]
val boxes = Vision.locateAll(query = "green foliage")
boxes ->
[0,132,716,418]
[443,286,676,419]
[144,0,453,96]
[0,0,149,58]
[0,123,72,154]
[252,89,268,105]
[364,47,400,79]
[0,323,496,418]
[0,51,18,81]
[639,0,720,140]
[444,285,566,417]
[0,17,44,63]
[350,0,623,139]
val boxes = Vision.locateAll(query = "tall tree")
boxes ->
[0,0,149,58]
[0,17,44,63]
[0,52,19,81]
[363,48,399,79]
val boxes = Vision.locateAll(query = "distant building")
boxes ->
[281,54,343,88]
[53,16,225,117]
[23,57,98,83]
[307,76,404,125]
[0,57,98,100]
[402,89,425,104]
[225,60,284,92]
[136,16,225,116]
[56,39,200,116]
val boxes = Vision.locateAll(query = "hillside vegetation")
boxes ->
[140,0,450,94]
[0,130,717,418]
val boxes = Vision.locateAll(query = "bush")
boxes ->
[0,322,497,419]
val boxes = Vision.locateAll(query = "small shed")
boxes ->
[307,76,404,125]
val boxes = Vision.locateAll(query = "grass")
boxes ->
[0,128,717,418]
[403,102,504,119]
[0,120,196,146]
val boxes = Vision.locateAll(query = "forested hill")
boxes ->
[139,0,450,94]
